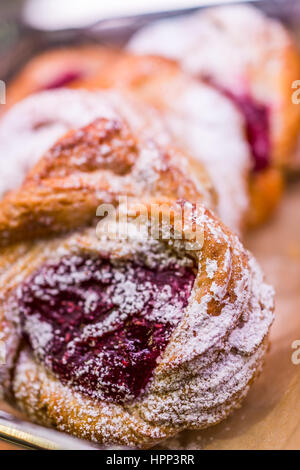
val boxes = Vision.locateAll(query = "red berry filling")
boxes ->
[228,92,270,172]
[42,70,84,90]
[18,255,195,403]
[205,78,270,172]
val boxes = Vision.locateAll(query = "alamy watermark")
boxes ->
[0,340,6,365]
[291,80,300,104]
[291,340,300,365]
[95,197,204,250]
[0,80,5,105]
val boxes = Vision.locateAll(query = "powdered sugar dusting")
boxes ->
[24,314,53,359]
[0,89,171,200]
[1,194,274,448]
[128,4,290,96]
[18,245,195,403]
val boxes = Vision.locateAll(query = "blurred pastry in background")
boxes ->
[4,46,282,232]
[82,50,287,229]
[4,45,119,110]
[128,4,300,224]
[129,4,300,170]
[3,50,251,233]
[0,88,274,446]
[5,5,298,229]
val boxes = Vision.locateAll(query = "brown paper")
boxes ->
[1,183,300,450]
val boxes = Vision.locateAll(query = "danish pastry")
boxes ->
[6,5,299,228]
[129,4,300,169]
[0,8,276,451]
[79,50,285,229]
[0,89,211,400]
[4,45,119,111]
[0,90,214,247]
[0,150,274,448]
[129,5,300,225]
[4,55,250,233]
[0,88,212,205]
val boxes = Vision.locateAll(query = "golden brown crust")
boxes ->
[271,42,300,166]
[4,47,178,111]
[5,46,282,229]
[247,168,284,228]
[13,349,176,448]
[0,112,213,247]
[0,46,276,447]
[4,46,120,111]
[1,199,274,448]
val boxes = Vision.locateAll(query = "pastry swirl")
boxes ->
[129,4,300,169]
[0,93,274,447]
[0,89,213,245]
[5,5,300,229]
[128,4,300,225]
[0,200,274,448]
[3,61,250,233]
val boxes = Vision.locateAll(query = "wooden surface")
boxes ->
[1,181,300,450]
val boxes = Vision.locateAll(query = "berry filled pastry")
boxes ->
[0,88,213,205]
[1,83,246,233]
[129,5,300,225]
[79,51,284,229]
[4,45,119,111]
[0,163,274,448]
[4,41,285,230]
[129,4,300,169]
[0,90,214,246]
[5,42,283,232]
[79,53,253,233]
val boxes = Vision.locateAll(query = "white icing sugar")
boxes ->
[0,89,172,200]
[206,258,218,279]
[128,4,294,231]
[0,89,116,198]
[4,208,273,445]
[24,314,53,359]
[128,4,291,96]
[148,76,250,233]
